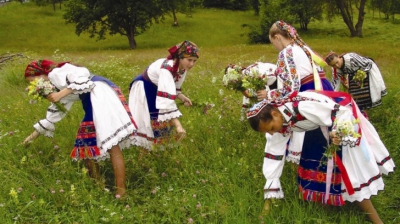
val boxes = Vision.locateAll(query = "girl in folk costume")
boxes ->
[128,40,199,151]
[224,62,277,121]
[22,60,138,198]
[324,52,387,116]
[256,21,335,211]
[248,91,394,223]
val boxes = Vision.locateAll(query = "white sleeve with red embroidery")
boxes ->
[262,132,290,199]
[156,69,182,122]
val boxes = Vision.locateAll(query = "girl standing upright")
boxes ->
[128,40,199,151]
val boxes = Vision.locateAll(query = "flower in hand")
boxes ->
[223,64,268,105]
[222,64,246,92]
[27,78,67,113]
[353,70,367,88]
[323,118,361,162]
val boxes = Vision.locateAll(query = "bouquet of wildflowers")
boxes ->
[323,118,361,162]
[352,70,367,88]
[222,64,246,92]
[223,64,268,99]
[241,68,269,97]
[27,78,67,113]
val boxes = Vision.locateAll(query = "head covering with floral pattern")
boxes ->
[166,40,199,73]
[24,59,68,77]
[167,40,199,60]
[246,99,270,119]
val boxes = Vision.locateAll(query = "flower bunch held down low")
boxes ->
[352,70,367,88]
[323,118,361,161]
[27,78,67,113]
[333,118,361,144]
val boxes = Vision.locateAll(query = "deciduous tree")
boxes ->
[63,0,166,49]
[327,0,367,37]
[164,0,201,26]
[283,0,324,30]
[31,0,63,11]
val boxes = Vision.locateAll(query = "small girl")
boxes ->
[325,52,387,114]
[247,90,395,223]
[128,40,199,151]
[22,60,137,198]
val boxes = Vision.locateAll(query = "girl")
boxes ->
[247,90,395,224]
[325,52,387,114]
[224,62,277,121]
[22,60,137,198]
[128,40,199,151]
[256,21,334,206]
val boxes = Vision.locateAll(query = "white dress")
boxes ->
[263,91,395,202]
[33,63,137,161]
[261,45,333,200]
[129,58,185,150]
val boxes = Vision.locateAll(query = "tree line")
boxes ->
[25,0,400,49]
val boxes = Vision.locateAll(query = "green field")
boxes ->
[1,2,399,223]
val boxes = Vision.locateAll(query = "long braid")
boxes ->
[275,21,313,66]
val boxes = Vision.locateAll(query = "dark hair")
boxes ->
[324,52,338,65]
[247,104,276,132]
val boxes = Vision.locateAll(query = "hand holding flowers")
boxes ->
[222,64,268,104]
[27,78,67,113]
[222,64,246,92]
[352,70,367,88]
[323,118,361,161]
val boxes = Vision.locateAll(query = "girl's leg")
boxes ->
[108,145,126,197]
[355,199,383,224]
[84,159,100,180]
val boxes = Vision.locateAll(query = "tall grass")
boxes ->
[1,2,399,223]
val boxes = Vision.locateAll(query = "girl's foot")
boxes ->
[115,187,126,200]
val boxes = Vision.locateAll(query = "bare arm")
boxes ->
[22,130,40,145]
[47,88,74,103]
[177,93,192,107]
[170,118,186,141]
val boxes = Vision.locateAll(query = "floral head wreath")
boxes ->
[275,20,307,47]
[246,99,269,119]
[275,20,315,65]
[24,59,68,77]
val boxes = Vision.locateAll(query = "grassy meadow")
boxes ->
[1,1,400,223]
